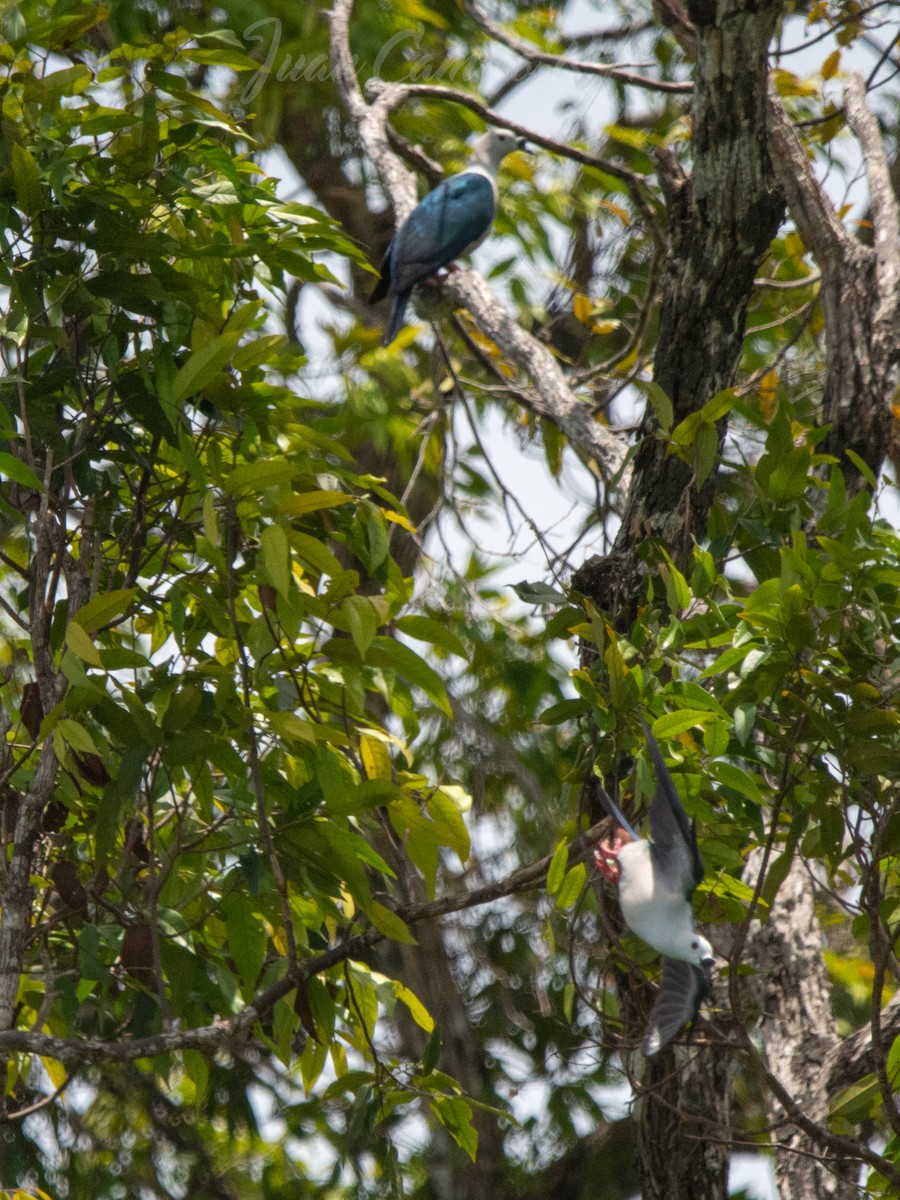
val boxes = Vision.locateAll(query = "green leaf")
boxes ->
[369,637,452,717]
[0,451,43,491]
[700,388,737,422]
[693,420,719,487]
[260,523,291,598]
[659,549,691,610]
[712,760,764,803]
[511,580,569,607]
[224,458,296,494]
[42,63,92,98]
[300,1028,329,1092]
[173,331,241,403]
[72,589,137,632]
[184,1049,209,1103]
[395,615,466,658]
[367,901,417,945]
[670,410,704,449]
[703,719,729,757]
[761,850,794,906]
[226,903,266,989]
[395,982,434,1032]
[830,1074,880,1124]
[365,504,389,571]
[697,643,754,680]
[279,489,355,516]
[343,595,379,658]
[556,863,586,909]
[639,381,673,433]
[546,838,568,896]
[702,870,767,910]
[651,710,712,738]
[65,621,103,667]
[180,45,259,70]
[56,717,99,755]
[844,448,877,488]
[430,1095,478,1161]
[11,142,42,216]
[539,698,589,724]
[733,703,757,746]
[768,448,811,503]
[202,490,220,547]
[422,1025,441,1074]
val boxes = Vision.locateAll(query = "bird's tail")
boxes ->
[383,291,411,346]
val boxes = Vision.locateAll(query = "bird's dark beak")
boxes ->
[515,137,532,153]
[701,957,715,995]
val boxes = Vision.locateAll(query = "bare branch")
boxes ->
[844,72,900,327]
[765,76,900,481]
[363,78,651,196]
[466,1,692,95]
[766,87,853,263]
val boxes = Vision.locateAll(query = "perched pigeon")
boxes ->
[370,129,526,345]
[594,718,714,1056]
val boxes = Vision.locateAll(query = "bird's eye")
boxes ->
[691,940,699,950]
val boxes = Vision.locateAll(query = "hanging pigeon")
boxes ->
[370,129,527,345]
[594,718,714,1056]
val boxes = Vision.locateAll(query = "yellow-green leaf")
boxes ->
[395,982,434,1032]
[573,293,593,324]
[279,489,354,517]
[383,508,417,533]
[368,900,417,945]
[41,1055,67,1089]
[360,734,392,782]
[651,710,712,739]
[72,588,137,632]
[65,621,103,667]
[821,49,840,79]
[172,331,241,403]
[427,789,471,864]
[758,369,778,422]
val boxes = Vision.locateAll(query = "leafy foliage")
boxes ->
[0,10,492,1193]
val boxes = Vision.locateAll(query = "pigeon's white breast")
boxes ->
[616,839,699,963]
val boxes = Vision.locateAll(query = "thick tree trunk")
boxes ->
[744,852,860,1200]
[578,2,784,1196]
[611,0,785,576]
[637,1048,733,1200]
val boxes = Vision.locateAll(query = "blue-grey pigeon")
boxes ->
[370,129,526,345]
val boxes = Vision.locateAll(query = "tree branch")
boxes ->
[326,0,629,485]
[466,1,692,95]
[767,74,900,480]
[844,73,900,332]
[0,822,605,1071]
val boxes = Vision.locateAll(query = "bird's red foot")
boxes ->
[594,838,622,884]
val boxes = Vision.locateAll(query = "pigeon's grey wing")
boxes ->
[640,716,704,893]
[641,958,707,1057]
[593,779,639,842]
